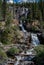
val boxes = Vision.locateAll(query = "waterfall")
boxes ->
[18,19,40,63]
[25,8,28,18]
[14,56,21,65]
[19,20,26,32]
[31,33,40,46]
[19,20,28,40]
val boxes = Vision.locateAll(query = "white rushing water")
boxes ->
[25,8,28,18]
[15,20,40,65]
[26,48,34,55]
[19,20,28,40]
[19,20,26,32]
[19,20,40,47]
[14,56,21,65]
[31,33,40,46]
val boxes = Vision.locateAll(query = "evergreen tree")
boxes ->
[0,0,2,20]
[2,0,7,21]
[0,0,1,13]
[39,0,44,21]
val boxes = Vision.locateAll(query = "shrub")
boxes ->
[1,13,13,45]
[33,45,44,65]
[7,47,21,58]
[0,48,7,63]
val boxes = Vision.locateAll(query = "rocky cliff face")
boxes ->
[23,20,40,32]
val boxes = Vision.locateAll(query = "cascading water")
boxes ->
[15,22,40,65]
[25,8,28,18]
[19,20,26,32]
[15,7,40,64]
[19,20,28,40]
[31,33,40,46]
[14,56,21,65]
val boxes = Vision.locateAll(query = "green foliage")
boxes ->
[8,47,20,54]
[1,0,7,20]
[32,26,38,31]
[15,1,44,21]
[33,45,44,65]
[38,0,44,20]
[0,0,3,20]
[5,13,12,26]
[0,12,20,45]
[1,27,14,44]
[1,12,13,45]
[21,16,26,21]
[12,25,19,31]
[12,25,21,39]
[7,47,20,57]
[34,45,44,54]
[0,48,7,63]
[0,0,2,8]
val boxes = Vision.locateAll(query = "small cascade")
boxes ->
[26,48,34,55]
[25,8,28,18]
[19,20,26,32]
[31,33,40,46]
[19,20,28,40]
[15,56,21,65]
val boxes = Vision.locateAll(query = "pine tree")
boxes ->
[2,0,7,21]
[39,0,44,21]
[0,0,2,20]
[13,0,14,18]
[0,0,2,8]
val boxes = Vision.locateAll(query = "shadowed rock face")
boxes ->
[8,63,14,65]
[22,20,41,32]
[37,34,44,44]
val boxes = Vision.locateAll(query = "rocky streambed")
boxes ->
[1,20,43,65]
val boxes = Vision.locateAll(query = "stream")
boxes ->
[14,20,40,65]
